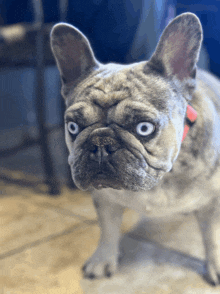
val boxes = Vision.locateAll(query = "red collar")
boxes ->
[181,105,197,142]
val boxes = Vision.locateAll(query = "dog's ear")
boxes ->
[146,13,203,97]
[50,23,99,85]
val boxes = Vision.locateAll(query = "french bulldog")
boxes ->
[50,13,220,286]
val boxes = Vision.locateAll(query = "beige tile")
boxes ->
[0,224,100,294]
[2,182,97,221]
[30,187,98,221]
[0,181,139,258]
[0,192,84,256]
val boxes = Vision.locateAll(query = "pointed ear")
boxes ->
[50,23,99,85]
[146,13,203,96]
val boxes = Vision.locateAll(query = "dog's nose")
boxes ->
[90,145,114,164]
[89,128,119,163]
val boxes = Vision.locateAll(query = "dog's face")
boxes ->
[63,65,187,192]
[50,13,202,191]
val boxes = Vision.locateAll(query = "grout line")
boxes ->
[32,200,98,223]
[0,220,97,261]
[45,205,96,222]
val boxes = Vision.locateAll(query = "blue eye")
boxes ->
[67,122,79,135]
[136,122,155,136]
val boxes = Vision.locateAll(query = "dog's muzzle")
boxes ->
[88,127,120,165]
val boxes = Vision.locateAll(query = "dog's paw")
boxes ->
[203,261,220,286]
[82,244,118,279]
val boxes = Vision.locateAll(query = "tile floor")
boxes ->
[1,179,220,294]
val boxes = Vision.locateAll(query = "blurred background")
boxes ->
[0,0,219,196]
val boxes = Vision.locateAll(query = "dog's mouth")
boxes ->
[91,170,122,190]
[70,145,165,191]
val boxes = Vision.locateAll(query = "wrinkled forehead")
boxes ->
[67,63,173,112]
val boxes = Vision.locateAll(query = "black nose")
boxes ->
[90,143,118,164]
[89,128,119,164]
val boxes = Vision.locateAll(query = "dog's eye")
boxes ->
[136,122,155,136]
[67,122,79,135]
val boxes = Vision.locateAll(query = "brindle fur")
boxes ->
[51,13,220,286]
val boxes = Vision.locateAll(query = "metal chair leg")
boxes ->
[33,0,60,195]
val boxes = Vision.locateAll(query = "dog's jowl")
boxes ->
[51,13,220,286]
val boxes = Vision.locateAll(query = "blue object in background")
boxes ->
[174,0,220,77]
[0,67,61,130]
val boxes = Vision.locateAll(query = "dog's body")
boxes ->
[51,13,220,286]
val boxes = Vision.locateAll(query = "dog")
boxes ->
[50,13,220,286]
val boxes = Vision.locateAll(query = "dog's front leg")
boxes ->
[82,194,124,279]
[195,198,220,286]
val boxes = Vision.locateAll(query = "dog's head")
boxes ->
[50,13,202,191]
